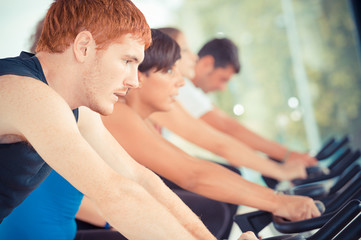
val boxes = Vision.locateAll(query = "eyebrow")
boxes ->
[124,54,142,64]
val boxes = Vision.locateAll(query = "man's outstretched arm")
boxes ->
[0,77,206,240]
[201,107,317,166]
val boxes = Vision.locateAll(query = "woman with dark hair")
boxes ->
[79,29,235,239]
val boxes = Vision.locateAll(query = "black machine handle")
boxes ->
[284,182,328,198]
[292,150,360,186]
[259,200,361,240]
[329,149,360,172]
[262,136,350,189]
[269,148,352,190]
[308,199,361,240]
[323,175,361,212]
[327,148,352,170]
[259,235,305,240]
[233,210,272,237]
[273,186,361,234]
[305,165,329,179]
[314,137,336,160]
[272,200,327,234]
[304,146,352,178]
[315,136,349,160]
[332,209,361,240]
[285,164,361,199]
[328,164,361,195]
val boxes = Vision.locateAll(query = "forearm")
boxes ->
[137,168,216,240]
[191,167,320,222]
[93,174,198,240]
[222,139,286,177]
[76,196,107,227]
[229,124,287,159]
[99,143,214,238]
[98,153,214,239]
[184,161,280,213]
[202,109,288,160]
[202,110,317,166]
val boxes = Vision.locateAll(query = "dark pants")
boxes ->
[160,163,241,239]
[75,229,127,240]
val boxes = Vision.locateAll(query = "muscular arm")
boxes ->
[78,106,215,240]
[150,102,306,181]
[0,76,202,240]
[201,107,317,166]
[102,103,320,221]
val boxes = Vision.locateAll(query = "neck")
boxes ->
[190,76,197,87]
[125,93,154,119]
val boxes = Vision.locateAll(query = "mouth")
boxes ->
[114,92,126,97]
[113,91,128,102]
[170,93,178,101]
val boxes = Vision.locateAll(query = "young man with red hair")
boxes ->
[0,0,216,239]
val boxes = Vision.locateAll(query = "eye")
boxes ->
[123,59,130,64]
[181,48,188,53]
[167,68,173,74]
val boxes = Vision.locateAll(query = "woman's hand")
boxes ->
[273,194,321,221]
[287,152,318,167]
[278,160,307,180]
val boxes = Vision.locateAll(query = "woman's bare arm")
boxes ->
[103,102,320,221]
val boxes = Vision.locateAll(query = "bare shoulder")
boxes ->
[0,74,78,139]
[77,106,104,135]
[78,107,101,125]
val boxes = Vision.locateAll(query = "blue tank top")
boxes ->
[0,171,84,240]
[0,52,79,222]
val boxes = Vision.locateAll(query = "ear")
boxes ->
[198,55,215,74]
[73,31,94,63]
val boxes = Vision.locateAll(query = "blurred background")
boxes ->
[1,0,360,154]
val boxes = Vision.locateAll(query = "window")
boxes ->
[173,0,361,152]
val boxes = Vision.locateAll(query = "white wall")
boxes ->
[0,0,181,58]
[0,0,53,58]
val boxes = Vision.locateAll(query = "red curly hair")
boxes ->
[36,0,151,53]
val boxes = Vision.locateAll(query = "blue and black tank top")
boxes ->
[0,52,79,222]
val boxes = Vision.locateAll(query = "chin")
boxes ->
[186,70,195,79]
[163,105,173,112]
[103,107,115,116]
[93,104,115,116]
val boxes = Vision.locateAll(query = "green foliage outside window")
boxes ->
[174,0,361,151]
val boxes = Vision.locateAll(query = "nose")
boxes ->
[124,68,139,89]
[192,52,199,62]
[175,69,185,88]
[218,83,227,91]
